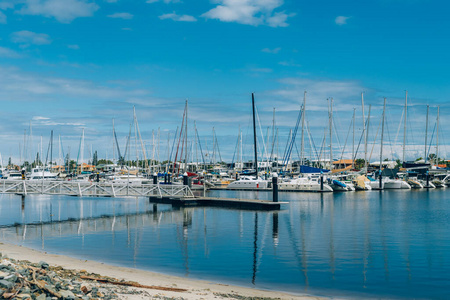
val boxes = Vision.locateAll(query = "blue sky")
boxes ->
[0,0,449,165]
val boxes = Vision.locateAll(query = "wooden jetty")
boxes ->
[149,196,285,210]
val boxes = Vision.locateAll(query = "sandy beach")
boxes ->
[0,242,323,299]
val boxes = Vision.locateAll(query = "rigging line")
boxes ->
[231,130,240,165]
[427,123,437,160]
[174,107,186,176]
[168,127,179,168]
[215,135,223,163]
[255,106,268,163]
[194,128,206,167]
[407,105,416,156]
[352,117,370,163]
[384,106,395,160]
[393,106,405,148]
[283,105,303,171]
[306,122,320,162]
[332,115,343,156]
[123,123,132,162]
[339,116,353,165]
[281,130,292,171]
[368,114,383,163]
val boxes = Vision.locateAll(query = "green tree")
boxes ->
[92,151,98,166]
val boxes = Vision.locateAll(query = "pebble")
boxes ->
[36,294,46,300]
[0,256,152,299]
[0,279,14,289]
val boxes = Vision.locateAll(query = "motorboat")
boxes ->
[226,175,270,190]
[279,174,333,192]
[383,178,411,189]
[28,167,58,181]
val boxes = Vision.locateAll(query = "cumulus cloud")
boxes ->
[335,15,350,25]
[202,0,294,27]
[159,12,197,22]
[107,12,133,19]
[11,30,51,46]
[19,0,99,23]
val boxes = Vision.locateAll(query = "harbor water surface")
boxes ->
[0,189,449,299]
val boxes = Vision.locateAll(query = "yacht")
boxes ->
[383,178,411,189]
[279,174,333,192]
[226,176,270,190]
[2,170,23,180]
[28,167,58,181]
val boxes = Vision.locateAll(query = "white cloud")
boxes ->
[271,77,364,112]
[250,67,272,73]
[159,12,197,22]
[67,44,80,50]
[335,15,350,25]
[201,0,294,27]
[0,10,6,24]
[0,46,21,58]
[262,47,281,54]
[32,116,50,120]
[147,0,181,3]
[11,30,51,46]
[278,60,301,67]
[107,12,133,19]
[19,0,99,23]
[0,66,150,101]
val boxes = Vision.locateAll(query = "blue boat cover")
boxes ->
[300,165,330,173]
[333,179,347,187]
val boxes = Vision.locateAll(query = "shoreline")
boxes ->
[0,242,323,299]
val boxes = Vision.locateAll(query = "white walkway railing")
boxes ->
[0,180,195,198]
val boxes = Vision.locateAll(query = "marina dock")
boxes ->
[149,196,286,210]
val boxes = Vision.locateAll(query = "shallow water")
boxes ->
[0,189,449,299]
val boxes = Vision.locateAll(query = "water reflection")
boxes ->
[0,190,450,299]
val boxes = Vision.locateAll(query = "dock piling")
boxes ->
[272,173,278,202]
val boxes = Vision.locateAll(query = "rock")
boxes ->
[4,274,17,282]
[60,290,76,299]
[0,279,14,289]
[81,284,91,294]
[16,293,32,299]
[36,293,47,300]
[0,270,8,279]
[38,261,49,270]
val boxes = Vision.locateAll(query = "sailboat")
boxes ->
[227,93,270,190]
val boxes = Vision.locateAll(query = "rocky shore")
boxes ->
[0,243,320,300]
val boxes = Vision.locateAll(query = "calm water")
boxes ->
[1,189,449,299]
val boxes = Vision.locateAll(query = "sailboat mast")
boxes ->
[112,119,116,163]
[361,92,366,172]
[402,90,408,162]
[365,105,371,174]
[252,93,258,177]
[380,98,386,176]
[329,98,333,170]
[425,105,429,163]
[300,91,306,167]
[352,108,355,169]
[185,100,188,173]
[50,130,53,167]
[436,105,440,165]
